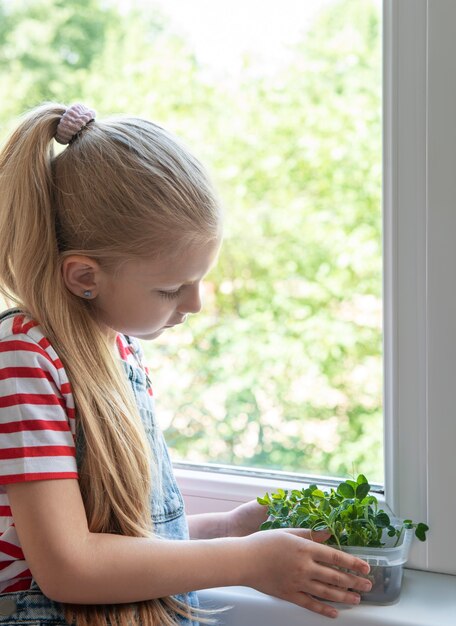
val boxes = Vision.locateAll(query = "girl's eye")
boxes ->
[158,287,183,300]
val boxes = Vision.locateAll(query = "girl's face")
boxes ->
[93,239,221,341]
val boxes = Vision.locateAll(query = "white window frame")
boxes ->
[175,0,456,576]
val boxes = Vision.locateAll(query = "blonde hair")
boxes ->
[0,103,222,626]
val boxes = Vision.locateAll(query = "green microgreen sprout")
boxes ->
[257,474,429,549]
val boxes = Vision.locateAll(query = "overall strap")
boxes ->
[0,307,23,323]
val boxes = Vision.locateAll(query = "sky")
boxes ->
[118,0,336,75]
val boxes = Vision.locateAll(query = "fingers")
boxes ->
[314,563,373,593]
[253,529,372,619]
[311,541,371,575]
[309,530,332,543]
[307,581,361,605]
[281,529,370,576]
[282,532,370,571]
[285,592,339,620]
[282,527,332,544]
[284,573,369,620]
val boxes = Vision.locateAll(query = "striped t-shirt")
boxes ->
[0,309,151,593]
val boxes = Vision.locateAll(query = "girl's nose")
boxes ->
[178,283,203,315]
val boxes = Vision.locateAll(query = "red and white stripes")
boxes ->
[0,312,149,592]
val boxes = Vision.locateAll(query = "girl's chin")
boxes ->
[142,327,167,340]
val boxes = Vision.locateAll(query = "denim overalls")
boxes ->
[0,308,199,625]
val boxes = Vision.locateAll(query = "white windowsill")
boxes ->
[197,569,456,626]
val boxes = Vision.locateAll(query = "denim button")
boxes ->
[0,597,16,615]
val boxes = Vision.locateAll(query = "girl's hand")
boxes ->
[242,527,372,619]
[225,499,270,537]
[187,500,268,540]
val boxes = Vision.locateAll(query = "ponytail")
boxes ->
[0,103,64,311]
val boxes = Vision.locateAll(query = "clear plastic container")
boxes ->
[340,518,414,604]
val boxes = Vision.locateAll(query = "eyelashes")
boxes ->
[158,287,184,300]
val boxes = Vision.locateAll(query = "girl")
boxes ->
[0,102,372,626]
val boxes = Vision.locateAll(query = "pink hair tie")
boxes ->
[55,103,96,145]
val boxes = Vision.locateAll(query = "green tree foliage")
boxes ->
[0,0,119,117]
[0,0,383,482]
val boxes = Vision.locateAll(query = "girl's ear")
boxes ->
[61,255,101,298]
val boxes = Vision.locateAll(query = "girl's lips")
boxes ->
[165,316,187,328]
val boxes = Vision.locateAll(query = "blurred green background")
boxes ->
[0,0,383,483]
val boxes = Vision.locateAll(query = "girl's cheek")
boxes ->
[152,299,174,322]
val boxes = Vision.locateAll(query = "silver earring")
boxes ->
[83,290,92,298]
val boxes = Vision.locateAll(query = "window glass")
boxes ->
[141,0,383,483]
[0,0,383,484]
